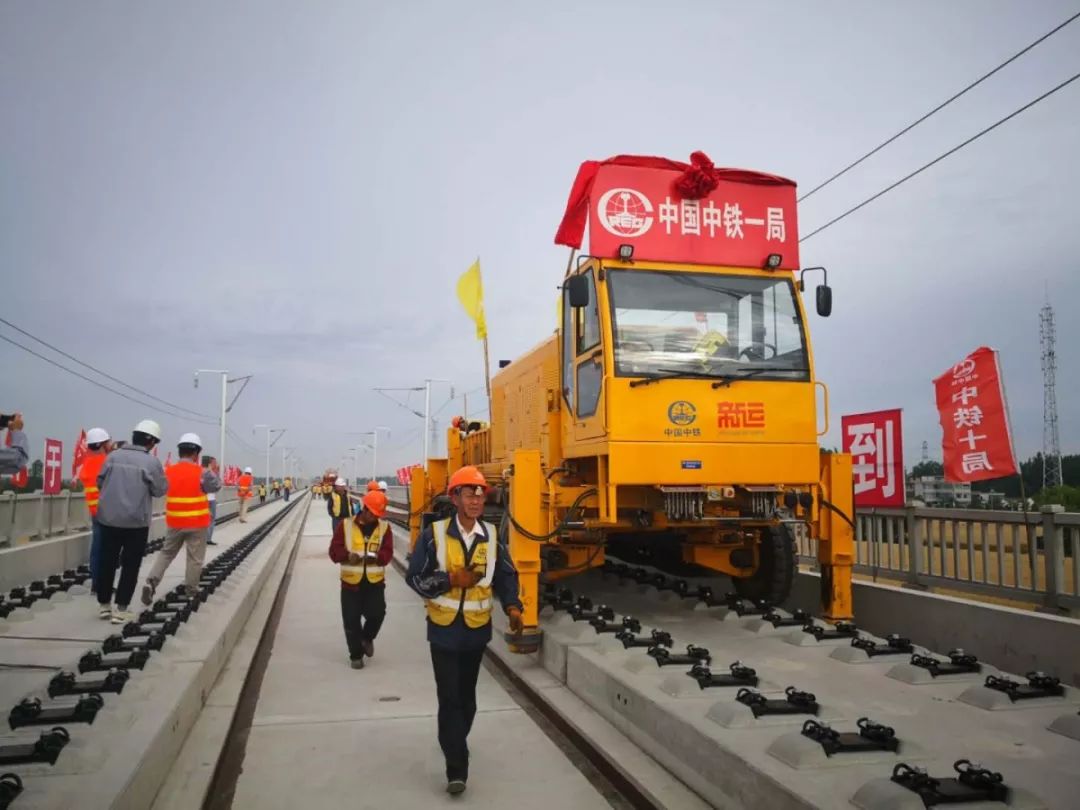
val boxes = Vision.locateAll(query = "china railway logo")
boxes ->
[597,187,654,238]
[717,401,766,429]
[668,401,696,426]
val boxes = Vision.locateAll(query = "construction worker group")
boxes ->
[50,418,523,797]
[70,419,281,624]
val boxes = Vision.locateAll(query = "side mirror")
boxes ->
[816,285,833,318]
[566,274,590,308]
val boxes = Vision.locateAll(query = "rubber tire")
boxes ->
[732,525,796,605]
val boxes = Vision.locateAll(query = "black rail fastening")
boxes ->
[910,649,980,677]
[891,759,1007,805]
[48,669,130,698]
[9,694,103,730]
[736,686,819,718]
[984,672,1064,702]
[851,634,913,657]
[801,717,898,756]
[687,661,758,689]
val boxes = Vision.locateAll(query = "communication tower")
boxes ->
[1040,301,1063,489]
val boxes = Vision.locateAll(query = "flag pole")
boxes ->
[482,334,492,422]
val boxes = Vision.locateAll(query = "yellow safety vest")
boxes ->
[331,491,348,517]
[340,519,388,585]
[425,518,498,629]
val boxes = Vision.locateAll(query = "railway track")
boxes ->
[379,495,1079,809]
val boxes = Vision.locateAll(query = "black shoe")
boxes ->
[447,779,466,796]
[207,540,218,546]
[361,638,374,658]
[350,658,365,669]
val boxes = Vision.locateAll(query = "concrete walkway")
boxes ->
[230,507,611,809]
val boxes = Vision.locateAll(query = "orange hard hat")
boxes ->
[452,416,464,429]
[362,491,388,518]
[366,481,379,492]
[447,465,488,494]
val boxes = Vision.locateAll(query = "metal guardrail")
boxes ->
[379,485,1079,612]
[0,486,244,548]
[797,505,1080,612]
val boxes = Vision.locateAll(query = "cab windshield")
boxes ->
[606,269,810,380]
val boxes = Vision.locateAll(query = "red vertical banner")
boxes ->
[933,347,1018,483]
[72,429,88,479]
[841,409,905,507]
[44,438,63,495]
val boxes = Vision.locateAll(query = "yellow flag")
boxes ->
[456,259,487,340]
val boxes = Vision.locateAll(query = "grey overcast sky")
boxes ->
[2,0,1078,478]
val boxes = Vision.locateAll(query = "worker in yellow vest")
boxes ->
[237,467,254,522]
[405,465,523,795]
[141,433,220,606]
[328,490,393,669]
[327,476,353,532]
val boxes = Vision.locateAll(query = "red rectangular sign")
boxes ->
[841,409,905,508]
[44,438,63,495]
[933,347,1017,483]
[588,164,800,269]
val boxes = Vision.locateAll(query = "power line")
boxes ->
[798,10,1080,203]
[0,332,218,425]
[800,70,1080,243]
[226,427,261,456]
[0,315,213,418]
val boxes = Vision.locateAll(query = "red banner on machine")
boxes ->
[933,347,1017,483]
[554,154,799,269]
[841,409,905,507]
[586,164,800,269]
[44,438,63,495]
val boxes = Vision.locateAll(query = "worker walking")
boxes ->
[283,476,292,502]
[328,490,393,669]
[237,467,254,522]
[258,482,267,505]
[327,476,352,533]
[95,419,168,624]
[141,433,220,605]
[78,428,112,592]
[405,465,523,796]
[203,456,220,546]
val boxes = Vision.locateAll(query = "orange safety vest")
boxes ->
[79,452,108,517]
[78,453,108,516]
[238,473,254,499]
[165,461,211,529]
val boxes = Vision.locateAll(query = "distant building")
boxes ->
[907,476,972,507]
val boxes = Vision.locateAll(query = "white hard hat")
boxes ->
[134,419,162,440]
[377,480,388,490]
[178,432,202,447]
[244,466,253,473]
[334,477,346,486]
[86,428,110,445]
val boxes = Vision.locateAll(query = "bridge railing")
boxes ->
[0,486,243,548]
[796,505,1080,612]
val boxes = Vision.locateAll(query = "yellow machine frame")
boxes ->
[408,256,855,646]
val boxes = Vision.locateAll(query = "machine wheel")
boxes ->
[732,525,796,605]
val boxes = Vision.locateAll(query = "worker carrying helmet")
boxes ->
[141,433,221,607]
[327,476,353,532]
[79,427,113,591]
[328,489,393,669]
[237,467,254,523]
[405,464,523,795]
